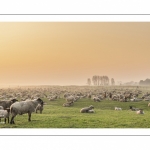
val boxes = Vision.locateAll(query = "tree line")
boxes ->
[139,78,150,86]
[87,75,115,86]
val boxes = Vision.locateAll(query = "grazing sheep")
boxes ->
[136,109,144,114]
[0,99,18,109]
[63,101,74,107]
[10,98,44,124]
[35,103,43,114]
[80,105,94,113]
[0,108,10,124]
[115,107,122,110]
[148,103,150,107]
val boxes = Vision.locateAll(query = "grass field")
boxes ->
[0,90,150,128]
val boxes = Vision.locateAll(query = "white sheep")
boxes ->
[148,103,150,107]
[88,109,95,113]
[63,101,74,107]
[0,108,10,124]
[80,105,94,113]
[65,95,76,102]
[115,107,122,110]
[10,98,44,124]
[92,96,101,102]
[136,109,144,114]
[0,106,4,110]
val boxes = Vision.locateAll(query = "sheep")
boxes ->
[0,108,10,124]
[92,96,101,102]
[129,106,139,111]
[65,95,76,102]
[80,105,94,113]
[63,101,74,107]
[130,97,136,102]
[115,107,122,110]
[88,109,95,113]
[35,103,43,114]
[0,106,4,110]
[0,99,18,109]
[10,98,44,124]
[148,103,150,107]
[136,109,144,114]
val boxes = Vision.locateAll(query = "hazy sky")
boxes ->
[0,22,150,86]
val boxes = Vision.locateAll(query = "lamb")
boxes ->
[10,98,44,124]
[136,109,144,114]
[80,105,94,113]
[115,107,122,110]
[0,99,18,109]
[35,103,43,114]
[63,101,74,107]
[0,108,10,124]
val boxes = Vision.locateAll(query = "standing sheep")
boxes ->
[10,98,44,124]
[0,108,10,124]
[80,105,94,113]
[0,99,18,109]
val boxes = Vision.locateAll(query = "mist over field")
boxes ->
[0,22,150,87]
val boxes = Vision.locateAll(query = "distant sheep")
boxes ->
[65,95,75,102]
[115,107,122,110]
[80,105,94,113]
[0,108,10,124]
[0,106,4,110]
[129,106,139,111]
[136,109,144,114]
[0,99,18,109]
[63,101,74,107]
[10,98,44,124]
[148,103,150,107]
[35,103,43,114]
[92,96,101,102]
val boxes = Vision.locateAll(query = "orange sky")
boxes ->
[0,22,150,86]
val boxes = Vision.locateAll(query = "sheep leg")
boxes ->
[10,116,15,124]
[28,113,31,121]
[8,117,9,123]
[4,118,6,124]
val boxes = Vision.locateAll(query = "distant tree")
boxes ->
[87,78,91,86]
[139,79,150,85]
[111,78,115,85]
[92,75,98,86]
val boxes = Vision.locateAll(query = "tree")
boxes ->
[87,78,91,86]
[111,78,115,85]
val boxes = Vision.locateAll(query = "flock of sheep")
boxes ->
[0,85,150,125]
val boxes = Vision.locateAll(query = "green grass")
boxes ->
[1,97,150,128]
